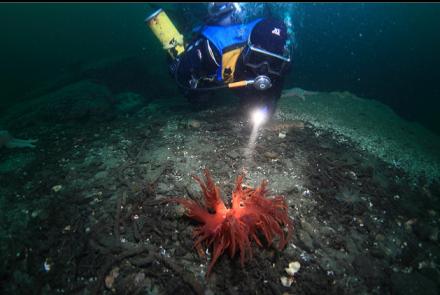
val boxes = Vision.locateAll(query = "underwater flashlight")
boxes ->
[253,75,272,91]
[227,75,272,91]
[251,106,269,127]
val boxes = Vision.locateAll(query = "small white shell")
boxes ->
[43,258,52,272]
[285,261,301,276]
[280,276,294,287]
[52,185,62,192]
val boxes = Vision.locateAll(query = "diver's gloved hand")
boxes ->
[169,57,181,77]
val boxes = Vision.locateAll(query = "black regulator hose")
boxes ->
[173,57,230,91]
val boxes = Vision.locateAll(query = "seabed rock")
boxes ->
[0,130,37,149]
[114,92,147,115]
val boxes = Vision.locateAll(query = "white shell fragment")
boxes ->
[285,261,301,276]
[278,131,287,138]
[52,185,63,192]
[280,261,300,287]
[43,258,52,272]
[280,276,294,287]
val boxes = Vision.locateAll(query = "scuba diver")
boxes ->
[146,3,292,121]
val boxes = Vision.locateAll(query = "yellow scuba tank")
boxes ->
[145,8,185,59]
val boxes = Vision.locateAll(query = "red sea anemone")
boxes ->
[169,168,294,276]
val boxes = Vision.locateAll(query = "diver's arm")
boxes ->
[171,38,220,90]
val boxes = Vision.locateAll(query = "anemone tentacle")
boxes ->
[170,169,294,277]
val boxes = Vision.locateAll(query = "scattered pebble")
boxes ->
[105,267,120,289]
[187,119,201,129]
[134,272,145,285]
[52,185,63,192]
[264,151,279,159]
[405,218,417,231]
[302,189,311,197]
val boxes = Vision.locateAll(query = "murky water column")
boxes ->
[242,107,268,170]
[243,123,260,169]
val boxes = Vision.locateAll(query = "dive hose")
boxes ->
[173,57,272,92]
[173,57,229,91]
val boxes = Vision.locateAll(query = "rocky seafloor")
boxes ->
[1,62,440,295]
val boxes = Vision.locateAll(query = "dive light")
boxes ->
[227,75,272,91]
[251,106,269,126]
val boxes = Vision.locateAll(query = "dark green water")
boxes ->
[0,3,152,100]
[292,3,440,135]
[1,3,439,134]
[0,3,440,132]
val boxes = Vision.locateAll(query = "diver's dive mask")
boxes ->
[243,42,291,77]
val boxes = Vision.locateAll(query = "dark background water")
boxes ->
[291,3,440,135]
[1,3,439,134]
